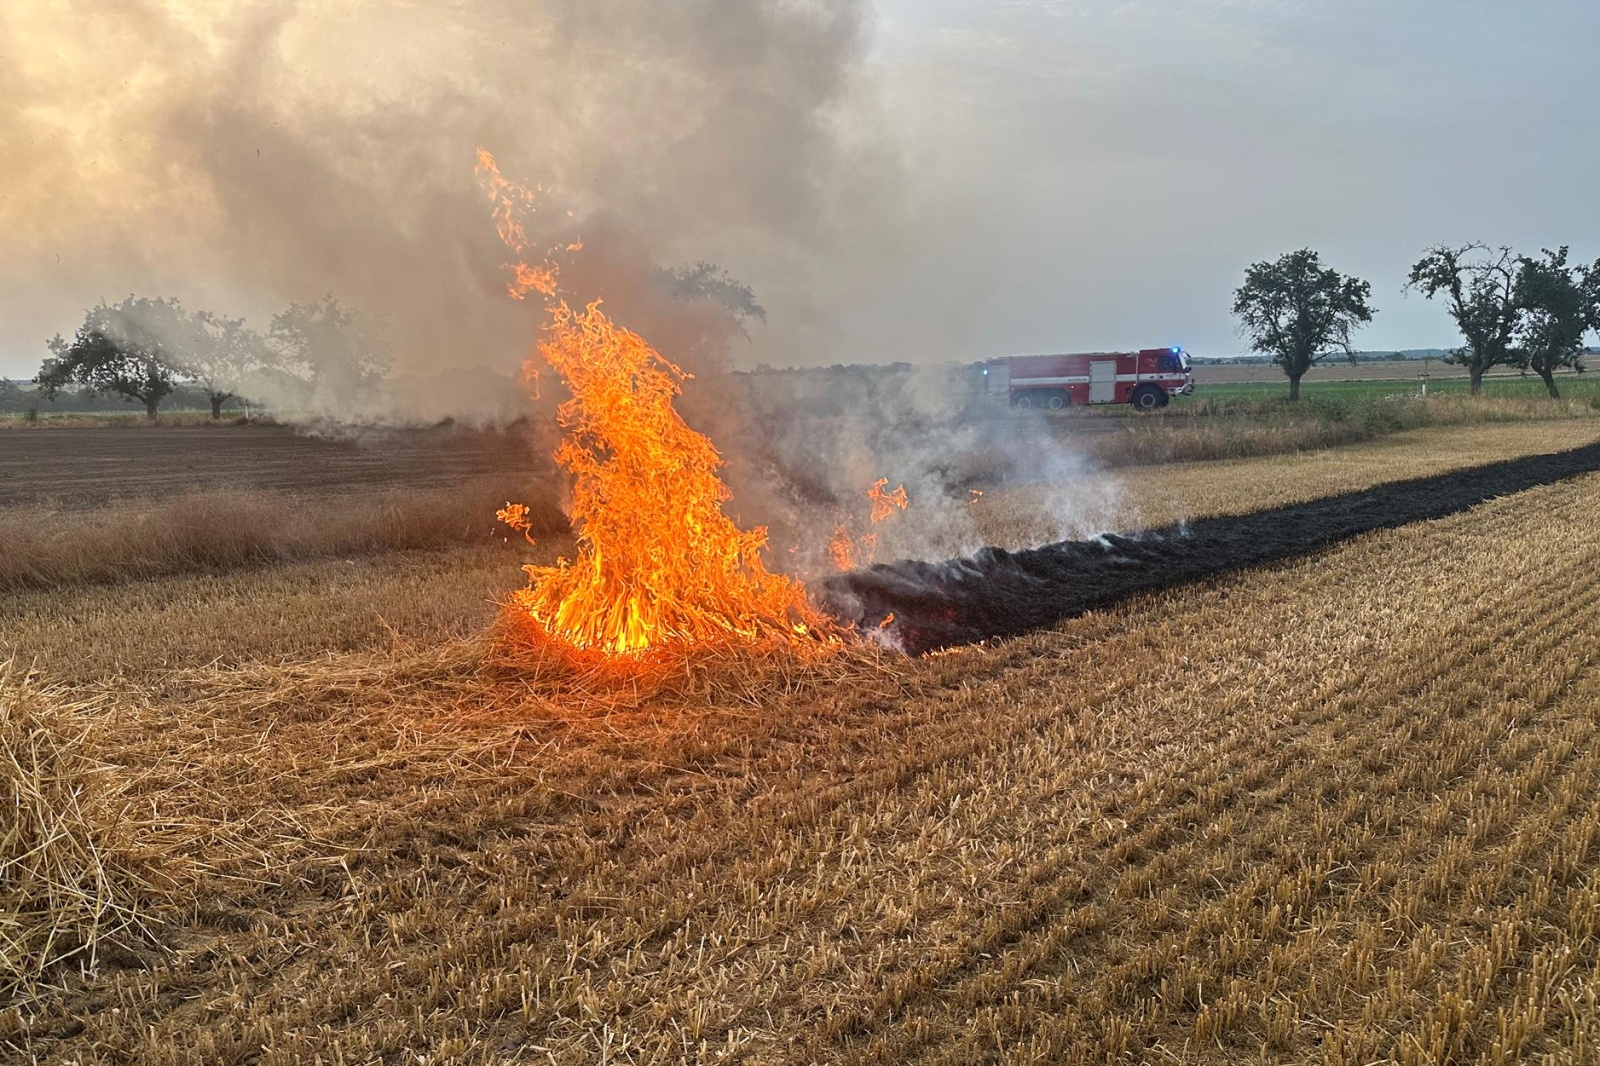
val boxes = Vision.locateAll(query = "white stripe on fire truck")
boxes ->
[1010,375,1184,386]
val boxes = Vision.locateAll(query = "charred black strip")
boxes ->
[819,441,1600,654]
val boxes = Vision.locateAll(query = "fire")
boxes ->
[829,477,909,571]
[479,151,831,659]
[497,502,536,545]
[828,523,857,572]
[867,477,908,522]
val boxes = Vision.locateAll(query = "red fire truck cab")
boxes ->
[984,348,1194,411]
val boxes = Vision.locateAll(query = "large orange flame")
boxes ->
[478,151,831,660]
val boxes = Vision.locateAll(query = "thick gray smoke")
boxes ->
[2,0,1123,566]
[0,0,900,419]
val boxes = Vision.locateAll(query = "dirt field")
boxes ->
[0,424,535,508]
[6,421,1600,1063]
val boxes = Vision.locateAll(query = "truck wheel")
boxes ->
[1047,392,1067,410]
[1013,393,1035,410]
[1132,386,1167,411]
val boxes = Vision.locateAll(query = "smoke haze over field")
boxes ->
[3,0,1598,390]
[0,0,900,416]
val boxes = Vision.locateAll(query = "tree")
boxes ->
[1582,258,1600,340]
[1231,249,1375,401]
[655,261,766,332]
[1515,248,1588,399]
[268,296,390,412]
[1406,244,1523,395]
[182,313,274,419]
[37,296,188,419]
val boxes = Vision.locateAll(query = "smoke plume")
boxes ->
[701,365,1125,571]
[0,0,900,419]
[2,0,1127,574]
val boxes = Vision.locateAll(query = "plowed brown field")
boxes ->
[0,424,533,508]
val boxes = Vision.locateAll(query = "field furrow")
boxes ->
[10,465,1600,1065]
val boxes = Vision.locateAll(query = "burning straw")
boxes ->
[478,152,839,668]
[0,662,155,1001]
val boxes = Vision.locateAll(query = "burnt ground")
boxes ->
[822,441,1600,653]
[0,424,540,508]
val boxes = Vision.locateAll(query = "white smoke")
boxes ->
[708,363,1125,570]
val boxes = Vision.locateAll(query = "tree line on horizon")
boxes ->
[28,295,391,420]
[1233,243,1600,400]
[22,249,1600,418]
[20,261,762,420]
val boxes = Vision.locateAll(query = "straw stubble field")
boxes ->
[5,421,1600,1063]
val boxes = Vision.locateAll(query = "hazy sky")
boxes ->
[2,0,1596,379]
[857,0,1600,360]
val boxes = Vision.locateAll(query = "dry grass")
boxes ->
[3,411,1595,603]
[6,420,1598,685]
[7,426,1600,1060]
[0,483,563,594]
[0,547,529,684]
[483,611,861,708]
[971,418,1600,548]
[1076,393,1600,468]
[8,636,905,899]
[0,663,155,1001]
[9,473,1600,1061]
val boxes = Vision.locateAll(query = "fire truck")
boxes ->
[984,347,1195,410]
